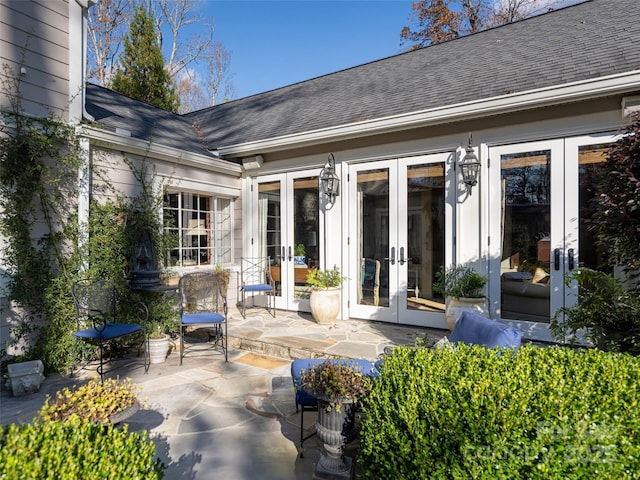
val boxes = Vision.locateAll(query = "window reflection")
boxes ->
[500,151,551,323]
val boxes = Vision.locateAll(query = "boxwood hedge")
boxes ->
[359,344,640,479]
[0,417,164,479]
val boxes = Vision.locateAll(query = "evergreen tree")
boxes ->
[111,6,179,113]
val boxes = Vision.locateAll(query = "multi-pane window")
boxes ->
[163,192,232,267]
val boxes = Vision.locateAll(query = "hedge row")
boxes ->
[359,344,640,479]
[0,418,164,479]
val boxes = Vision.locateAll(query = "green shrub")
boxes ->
[551,268,640,355]
[359,344,640,479]
[0,418,164,479]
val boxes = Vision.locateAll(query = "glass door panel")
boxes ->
[577,144,611,272]
[349,154,450,327]
[356,168,390,308]
[291,176,320,302]
[499,150,552,323]
[258,180,283,300]
[404,163,446,315]
[255,171,321,312]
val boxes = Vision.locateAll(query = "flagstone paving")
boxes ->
[1,307,445,479]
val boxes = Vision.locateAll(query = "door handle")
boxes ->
[554,248,560,271]
[282,246,286,262]
[288,246,292,261]
[385,247,396,265]
[568,248,575,270]
[399,247,412,265]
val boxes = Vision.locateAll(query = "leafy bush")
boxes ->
[359,344,640,479]
[551,268,640,355]
[587,115,640,276]
[306,265,346,288]
[0,419,164,479]
[433,264,487,299]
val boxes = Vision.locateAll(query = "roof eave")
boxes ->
[218,70,640,158]
[80,125,243,176]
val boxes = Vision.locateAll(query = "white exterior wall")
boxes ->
[244,94,629,323]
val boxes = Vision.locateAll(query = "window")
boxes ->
[164,192,232,267]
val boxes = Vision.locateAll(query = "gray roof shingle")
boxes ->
[186,0,640,148]
[86,0,640,154]
[85,84,212,157]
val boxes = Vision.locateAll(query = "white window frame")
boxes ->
[164,191,233,268]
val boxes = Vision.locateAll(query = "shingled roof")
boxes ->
[186,0,640,149]
[85,83,212,157]
[86,0,640,155]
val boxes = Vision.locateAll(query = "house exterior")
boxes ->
[2,0,640,352]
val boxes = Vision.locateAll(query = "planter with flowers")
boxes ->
[300,359,372,479]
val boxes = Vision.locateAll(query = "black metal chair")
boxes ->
[239,256,276,318]
[178,272,228,365]
[71,279,149,382]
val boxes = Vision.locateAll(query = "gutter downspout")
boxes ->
[75,0,96,272]
[75,0,95,123]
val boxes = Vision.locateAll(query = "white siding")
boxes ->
[0,0,77,120]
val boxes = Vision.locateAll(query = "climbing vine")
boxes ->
[1,63,177,373]
[0,64,82,364]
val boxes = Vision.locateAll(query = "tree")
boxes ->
[401,0,563,49]
[87,0,132,87]
[111,6,180,112]
[588,116,640,276]
[88,0,235,112]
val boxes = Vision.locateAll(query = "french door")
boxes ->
[252,170,321,312]
[488,135,614,341]
[347,154,453,328]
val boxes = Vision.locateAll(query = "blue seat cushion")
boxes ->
[74,323,142,341]
[181,312,225,325]
[242,284,273,292]
[291,358,376,407]
[449,311,522,351]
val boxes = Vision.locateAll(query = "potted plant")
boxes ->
[294,243,306,266]
[146,301,179,364]
[434,264,488,330]
[299,359,372,477]
[307,265,346,324]
[39,377,143,425]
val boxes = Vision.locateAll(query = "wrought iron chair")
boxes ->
[71,279,149,382]
[360,258,380,306]
[239,256,276,318]
[178,272,228,365]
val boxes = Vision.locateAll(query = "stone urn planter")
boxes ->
[147,335,170,364]
[310,287,341,324]
[299,360,372,480]
[445,297,488,331]
[315,397,358,479]
[434,264,488,331]
[307,265,345,324]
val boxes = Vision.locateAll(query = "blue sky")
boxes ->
[200,0,584,100]
[202,0,414,99]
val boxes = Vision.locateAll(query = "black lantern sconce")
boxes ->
[459,133,481,194]
[319,153,340,206]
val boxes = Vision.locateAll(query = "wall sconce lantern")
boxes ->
[459,133,481,193]
[319,153,340,206]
